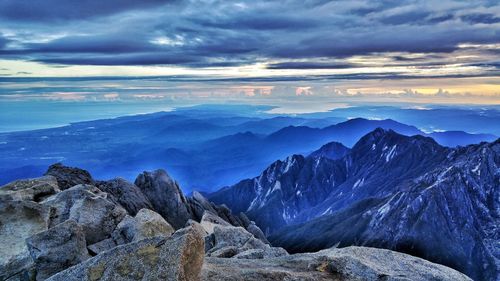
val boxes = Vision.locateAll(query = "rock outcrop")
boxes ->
[202,246,471,281]
[44,163,94,190]
[26,219,90,280]
[112,208,174,244]
[0,162,475,281]
[134,169,193,229]
[0,176,59,202]
[47,226,205,281]
[41,184,127,243]
[96,178,153,216]
[0,200,52,281]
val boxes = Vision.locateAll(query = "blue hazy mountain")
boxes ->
[0,106,496,192]
[299,105,500,136]
[208,129,499,281]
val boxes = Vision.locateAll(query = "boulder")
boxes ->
[206,225,287,259]
[46,225,205,281]
[87,238,117,256]
[135,169,192,229]
[41,184,126,243]
[208,246,238,258]
[212,226,254,250]
[69,194,127,244]
[26,220,90,280]
[212,204,244,227]
[0,175,60,202]
[200,211,231,235]
[112,208,174,244]
[202,246,472,281]
[45,163,94,190]
[0,200,52,281]
[41,184,107,227]
[246,222,269,244]
[187,191,219,221]
[233,249,265,259]
[96,178,153,216]
[238,212,251,228]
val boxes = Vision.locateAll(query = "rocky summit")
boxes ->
[0,163,471,281]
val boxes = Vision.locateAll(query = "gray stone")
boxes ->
[45,163,94,190]
[212,226,253,249]
[206,225,283,258]
[238,212,251,228]
[26,220,90,280]
[46,225,205,281]
[41,184,107,227]
[213,204,244,227]
[135,169,192,229]
[0,200,52,281]
[233,249,265,259]
[96,178,153,216]
[187,191,219,221]
[69,192,127,244]
[202,246,472,281]
[208,246,239,258]
[112,208,174,244]
[200,211,231,235]
[0,176,60,202]
[87,238,117,255]
[262,247,288,258]
[246,222,269,244]
[41,184,126,243]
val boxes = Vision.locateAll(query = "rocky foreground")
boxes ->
[1,164,471,281]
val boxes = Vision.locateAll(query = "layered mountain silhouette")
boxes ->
[1,108,495,192]
[208,129,500,280]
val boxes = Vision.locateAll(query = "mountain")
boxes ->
[0,163,470,281]
[209,129,500,280]
[429,130,497,147]
[309,141,351,160]
[0,106,495,191]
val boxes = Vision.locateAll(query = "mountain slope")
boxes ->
[209,129,449,233]
[271,138,499,281]
[209,129,499,280]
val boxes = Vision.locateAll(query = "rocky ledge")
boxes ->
[1,164,471,281]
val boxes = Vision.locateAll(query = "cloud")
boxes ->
[0,0,172,22]
[193,14,319,31]
[0,35,9,49]
[460,13,500,24]
[0,0,498,75]
[267,62,360,69]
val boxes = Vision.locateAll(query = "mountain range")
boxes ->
[0,163,471,281]
[0,106,496,193]
[208,129,500,280]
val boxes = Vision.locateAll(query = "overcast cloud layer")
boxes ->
[0,0,498,101]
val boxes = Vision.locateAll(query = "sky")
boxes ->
[0,0,499,104]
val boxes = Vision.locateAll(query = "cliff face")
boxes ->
[210,129,500,280]
[0,163,471,281]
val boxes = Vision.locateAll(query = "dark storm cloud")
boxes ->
[0,0,172,21]
[0,0,499,71]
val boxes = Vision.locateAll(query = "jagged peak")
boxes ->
[353,128,439,151]
[309,141,350,160]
